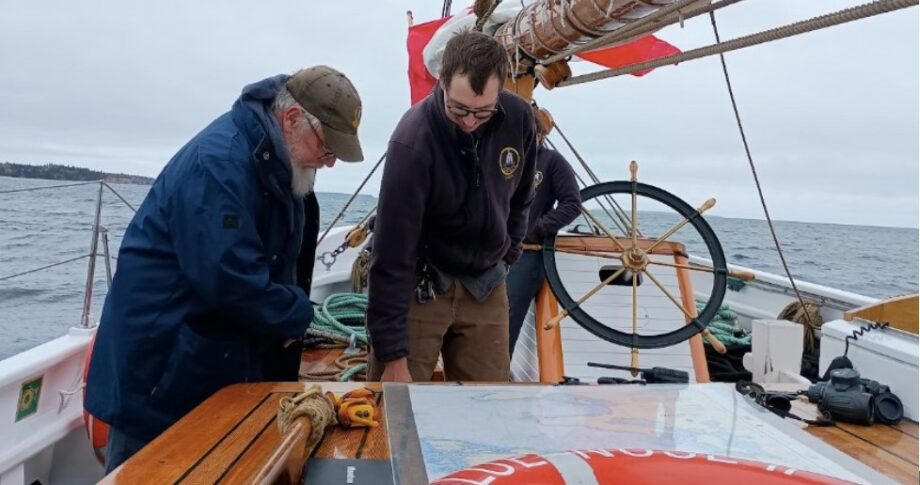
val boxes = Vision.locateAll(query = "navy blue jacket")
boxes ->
[524,145,581,243]
[85,75,316,442]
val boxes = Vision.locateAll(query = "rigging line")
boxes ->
[317,153,386,245]
[0,254,92,282]
[549,121,638,237]
[559,0,919,87]
[708,11,812,327]
[102,182,137,213]
[355,206,377,228]
[0,180,101,195]
[474,0,501,32]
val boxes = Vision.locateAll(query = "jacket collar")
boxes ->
[230,76,295,204]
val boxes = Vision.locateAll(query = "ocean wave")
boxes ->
[0,287,46,300]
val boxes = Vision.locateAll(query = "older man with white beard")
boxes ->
[85,66,364,473]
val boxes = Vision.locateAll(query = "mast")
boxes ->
[491,0,711,99]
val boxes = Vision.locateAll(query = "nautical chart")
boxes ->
[406,383,885,484]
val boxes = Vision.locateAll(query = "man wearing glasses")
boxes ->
[367,32,537,382]
[85,65,364,473]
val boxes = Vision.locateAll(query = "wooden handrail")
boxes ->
[844,293,918,334]
[252,417,313,485]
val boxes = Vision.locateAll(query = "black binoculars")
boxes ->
[806,368,903,425]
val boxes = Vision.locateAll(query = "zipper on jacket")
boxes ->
[473,140,492,272]
[472,139,481,188]
[466,139,483,273]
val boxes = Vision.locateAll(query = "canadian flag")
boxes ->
[407,14,680,105]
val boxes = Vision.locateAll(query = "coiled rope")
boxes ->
[778,300,824,353]
[302,293,369,381]
[696,302,751,347]
[307,293,369,347]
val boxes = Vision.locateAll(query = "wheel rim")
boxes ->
[542,180,728,349]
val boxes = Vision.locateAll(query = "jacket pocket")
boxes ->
[150,324,255,418]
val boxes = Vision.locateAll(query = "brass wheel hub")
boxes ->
[621,247,648,272]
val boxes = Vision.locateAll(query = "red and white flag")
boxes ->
[407,16,453,105]
[406,13,681,105]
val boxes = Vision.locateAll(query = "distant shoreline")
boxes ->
[0,162,153,185]
[0,170,913,231]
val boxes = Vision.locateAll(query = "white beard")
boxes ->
[290,164,316,196]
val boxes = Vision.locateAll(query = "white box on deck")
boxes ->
[745,319,806,384]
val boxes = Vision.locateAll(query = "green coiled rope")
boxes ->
[697,302,751,346]
[303,292,369,382]
[306,293,369,347]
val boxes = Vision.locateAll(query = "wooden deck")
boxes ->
[772,383,919,484]
[806,419,918,484]
[98,381,384,484]
[99,349,918,484]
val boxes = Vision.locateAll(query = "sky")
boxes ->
[0,1,917,228]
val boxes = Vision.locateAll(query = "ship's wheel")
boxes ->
[541,161,732,364]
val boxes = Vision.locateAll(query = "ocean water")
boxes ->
[0,176,376,360]
[1,175,917,360]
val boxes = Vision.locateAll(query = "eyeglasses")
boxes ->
[302,111,335,160]
[446,102,498,120]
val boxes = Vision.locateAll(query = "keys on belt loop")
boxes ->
[416,276,436,304]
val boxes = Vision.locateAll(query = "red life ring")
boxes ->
[430,449,853,485]
[82,331,109,466]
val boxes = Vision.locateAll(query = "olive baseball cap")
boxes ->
[286,66,364,162]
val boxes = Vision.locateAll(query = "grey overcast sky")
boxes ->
[1,1,917,228]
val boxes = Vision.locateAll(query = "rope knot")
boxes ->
[277,384,337,448]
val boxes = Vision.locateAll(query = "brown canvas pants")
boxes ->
[368,281,510,382]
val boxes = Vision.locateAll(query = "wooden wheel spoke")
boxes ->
[544,266,627,329]
[555,247,620,261]
[643,270,694,320]
[579,206,628,252]
[647,260,755,282]
[630,270,640,375]
[645,198,716,254]
[629,161,639,247]
[631,272,639,334]
[647,260,717,275]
